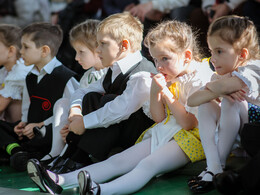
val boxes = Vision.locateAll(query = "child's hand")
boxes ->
[60,124,69,143]
[23,122,42,139]
[68,107,82,120]
[68,115,85,135]
[151,73,167,92]
[14,121,26,140]
[225,89,247,102]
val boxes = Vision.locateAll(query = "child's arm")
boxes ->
[0,95,12,115]
[206,76,246,95]
[22,121,44,139]
[150,73,166,123]
[187,87,219,107]
[162,87,198,130]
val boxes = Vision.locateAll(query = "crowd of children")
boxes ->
[0,7,259,195]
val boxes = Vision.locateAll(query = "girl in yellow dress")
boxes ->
[26,20,213,195]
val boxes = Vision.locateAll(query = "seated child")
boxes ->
[0,22,78,171]
[0,24,32,123]
[42,12,157,174]
[41,19,107,161]
[187,15,260,194]
[26,20,214,195]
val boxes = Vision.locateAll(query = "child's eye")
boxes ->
[217,50,222,54]
[162,57,168,61]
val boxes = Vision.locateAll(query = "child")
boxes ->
[0,22,79,171]
[0,24,32,123]
[187,15,260,194]
[42,12,156,175]
[27,20,214,194]
[41,19,107,161]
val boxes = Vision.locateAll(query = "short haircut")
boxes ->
[144,20,202,62]
[69,19,100,53]
[22,22,63,57]
[0,24,22,58]
[97,12,143,52]
[208,15,260,60]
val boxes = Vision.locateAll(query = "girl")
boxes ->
[41,19,106,161]
[27,20,213,195]
[0,24,32,123]
[187,15,260,194]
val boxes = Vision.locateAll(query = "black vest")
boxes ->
[102,57,156,95]
[26,65,76,123]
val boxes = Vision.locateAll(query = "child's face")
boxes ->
[0,41,9,66]
[149,40,186,83]
[20,34,42,66]
[208,35,240,75]
[72,41,101,70]
[96,32,121,67]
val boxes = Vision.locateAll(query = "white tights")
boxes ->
[41,98,70,160]
[59,138,190,194]
[198,98,248,181]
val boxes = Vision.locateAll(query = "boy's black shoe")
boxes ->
[10,151,30,171]
[27,158,62,194]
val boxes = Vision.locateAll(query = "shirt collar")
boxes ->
[112,51,142,74]
[30,57,61,75]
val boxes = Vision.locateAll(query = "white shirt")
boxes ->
[140,0,190,13]
[70,51,154,129]
[202,0,246,11]
[22,57,79,125]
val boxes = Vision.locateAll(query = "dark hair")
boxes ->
[0,24,22,58]
[22,22,63,57]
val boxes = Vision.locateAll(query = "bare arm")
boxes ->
[0,95,12,115]
[162,88,198,130]
[206,76,246,95]
[187,87,219,107]
[150,74,166,123]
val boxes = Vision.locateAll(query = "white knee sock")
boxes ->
[217,99,248,165]
[101,140,189,195]
[198,101,222,181]
[41,98,70,161]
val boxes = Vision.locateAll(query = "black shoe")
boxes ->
[187,176,202,187]
[190,171,215,194]
[56,158,86,174]
[48,156,66,172]
[10,151,30,171]
[27,158,62,194]
[213,170,241,195]
[78,170,100,195]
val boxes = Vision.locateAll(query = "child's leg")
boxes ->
[101,140,190,195]
[58,138,152,189]
[198,101,221,180]
[217,98,248,166]
[41,98,70,161]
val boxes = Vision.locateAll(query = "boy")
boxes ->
[0,22,79,171]
[40,12,157,174]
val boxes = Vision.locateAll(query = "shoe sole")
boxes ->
[27,160,56,194]
[78,171,87,195]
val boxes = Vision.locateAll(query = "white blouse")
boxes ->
[0,59,32,100]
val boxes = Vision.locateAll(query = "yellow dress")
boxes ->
[136,82,206,163]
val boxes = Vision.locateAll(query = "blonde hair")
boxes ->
[0,24,22,58]
[208,15,260,61]
[69,19,100,53]
[144,20,202,62]
[97,12,143,52]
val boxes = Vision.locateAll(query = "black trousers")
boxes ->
[66,92,154,161]
[238,122,260,193]
[0,120,52,155]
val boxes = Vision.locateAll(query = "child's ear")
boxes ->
[184,49,192,63]
[239,48,248,60]
[41,45,51,58]
[121,39,129,51]
[8,46,17,58]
